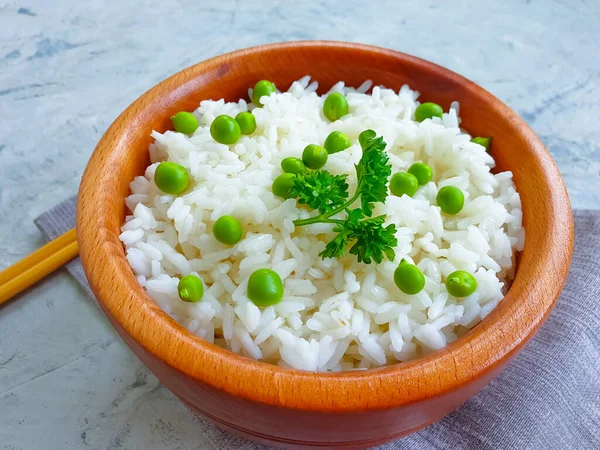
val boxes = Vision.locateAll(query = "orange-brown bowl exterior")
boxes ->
[77,42,573,449]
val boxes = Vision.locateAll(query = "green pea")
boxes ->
[178,275,204,303]
[154,161,189,195]
[212,215,243,246]
[247,268,284,306]
[407,162,433,186]
[436,186,464,215]
[235,112,257,135]
[324,131,351,154]
[251,80,276,107]
[281,157,306,175]
[389,172,418,197]
[471,136,492,152]
[358,129,376,150]
[171,111,199,134]
[272,173,296,199]
[446,270,477,297]
[323,92,349,122]
[302,144,328,169]
[394,259,425,295]
[414,102,444,122]
[210,115,241,145]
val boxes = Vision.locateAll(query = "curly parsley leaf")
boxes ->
[319,209,398,264]
[347,213,398,264]
[290,170,349,215]
[319,209,364,260]
[320,225,350,260]
[354,136,392,216]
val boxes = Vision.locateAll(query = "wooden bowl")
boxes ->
[77,41,573,449]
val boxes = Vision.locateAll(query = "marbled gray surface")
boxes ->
[0,0,598,449]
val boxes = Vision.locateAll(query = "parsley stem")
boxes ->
[293,180,364,227]
[294,217,344,227]
[322,186,362,219]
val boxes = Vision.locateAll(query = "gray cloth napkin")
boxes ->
[35,199,600,450]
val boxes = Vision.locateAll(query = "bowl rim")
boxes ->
[77,40,574,412]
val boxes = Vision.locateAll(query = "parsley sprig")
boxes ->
[291,131,398,264]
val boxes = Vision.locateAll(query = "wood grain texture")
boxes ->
[76,41,574,448]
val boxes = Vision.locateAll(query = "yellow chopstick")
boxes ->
[0,228,77,285]
[0,228,79,305]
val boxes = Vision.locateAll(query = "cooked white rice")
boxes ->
[120,77,524,371]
